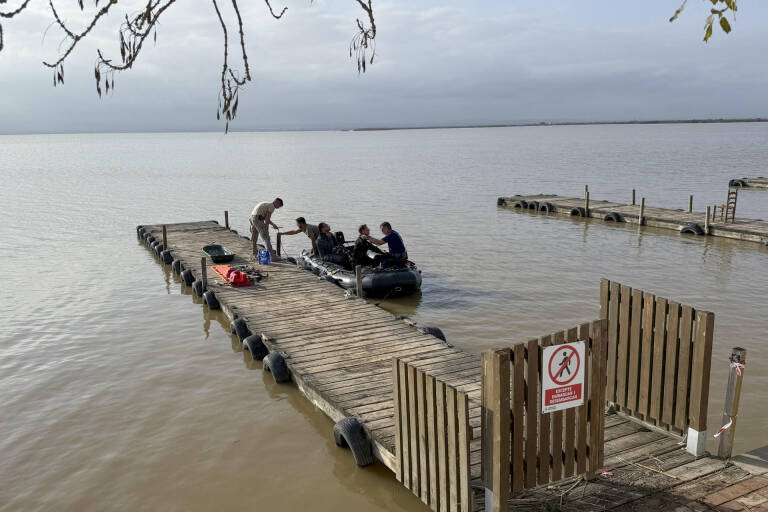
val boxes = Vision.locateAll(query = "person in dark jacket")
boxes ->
[363,221,408,267]
[353,224,383,267]
[316,222,349,266]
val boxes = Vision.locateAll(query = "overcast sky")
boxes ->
[1,0,767,134]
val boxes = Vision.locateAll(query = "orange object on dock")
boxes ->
[211,265,252,286]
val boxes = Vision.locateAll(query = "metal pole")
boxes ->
[355,265,364,300]
[632,189,636,206]
[705,206,711,235]
[689,195,694,213]
[639,197,645,226]
[200,256,208,292]
[224,210,229,229]
[162,225,168,249]
[717,347,746,459]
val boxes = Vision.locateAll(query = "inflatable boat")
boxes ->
[296,249,422,298]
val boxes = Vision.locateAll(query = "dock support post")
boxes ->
[276,233,282,257]
[200,257,208,292]
[162,225,168,249]
[224,210,229,229]
[689,195,694,213]
[717,347,746,459]
[482,348,511,512]
[705,206,711,235]
[584,191,590,217]
[639,197,645,226]
[355,265,364,300]
[632,189,636,206]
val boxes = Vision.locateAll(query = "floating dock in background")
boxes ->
[730,177,768,189]
[498,193,768,245]
[137,220,759,511]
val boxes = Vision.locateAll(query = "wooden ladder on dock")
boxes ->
[713,188,738,223]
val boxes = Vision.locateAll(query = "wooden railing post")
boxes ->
[584,190,590,216]
[481,348,511,512]
[639,197,645,226]
[162,225,168,249]
[689,194,694,213]
[632,188,636,206]
[705,206,711,234]
[224,210,229,229]
[276,233,282,257]
[717,347,746,459]
[200,256,207,292]
[686,310,714,456]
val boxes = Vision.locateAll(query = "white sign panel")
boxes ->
[541,340,586,413]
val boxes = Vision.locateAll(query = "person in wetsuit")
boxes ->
[353,224,384,267]
[363,221,408,268]
[316,222,349,267]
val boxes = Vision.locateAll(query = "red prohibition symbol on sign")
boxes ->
[548,345,580,386]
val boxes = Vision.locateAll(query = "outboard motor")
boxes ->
[335,231,345,244]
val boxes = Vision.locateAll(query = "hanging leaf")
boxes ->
[720,17,731,33]
[704,23,713,42]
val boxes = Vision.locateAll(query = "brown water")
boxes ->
[1,124,767,511]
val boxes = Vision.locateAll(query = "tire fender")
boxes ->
[191,279,204,297]
[243,334,268,360]
[513,200,528,209]
[538,202,554,213]
[604,212,624,222]
[681,224,705,236]
[418,326,446,342]
[172,259,183,275]
[570,207,586,217]
[230,318,251,341]
[181,269,195,286]
[263,352,290,383]
[202,290,220,309]
[333,417,374,467]
[161,250,173,264]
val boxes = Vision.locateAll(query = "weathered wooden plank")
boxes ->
[436,381,449,512]
[511,343,525,493]
[550,330,565,482]
[408,365,421,494]
[616,285,632,407]
[394,359,403,483]
[606,281,620,404]
[650,297,668,422]
[399,360,411,488]
[446,386,459,512]
[425,375,439,511]
[662,302,681,426]
[537,335,552,486]
[626,288,643,412]
[457,392,472,512]
[481,348,510,512]
[576,322,590,476]
[417,370,430,503]
[563,326,578,478]
[525,338,539,489]
[675,306,695,431]
[638,291,656,416]
[689,311,714,431]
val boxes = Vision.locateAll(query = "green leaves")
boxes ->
[704,22,713,42]
[671,0,737,43]
[720,17,731,33]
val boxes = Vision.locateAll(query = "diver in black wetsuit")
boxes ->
[352,224,384,267]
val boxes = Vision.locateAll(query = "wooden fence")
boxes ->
[600,279,715,434]
[482,319,607,511]
[393,359,473,512]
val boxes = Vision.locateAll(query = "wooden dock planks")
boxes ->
[498,194,768,245]
[140,221,748,512]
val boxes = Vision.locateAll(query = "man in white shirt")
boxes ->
[250,197,283,255]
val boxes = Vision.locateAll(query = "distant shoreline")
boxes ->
[353,118,768,132]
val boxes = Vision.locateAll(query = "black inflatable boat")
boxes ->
[296,249,422,298]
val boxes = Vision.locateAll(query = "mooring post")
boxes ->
[355,265,364,300]
[200,256,208,292]
[584,190,590,216]
[717,347,746,459]
[632,189,636,206]
[224,210,229,229]
[584,184,588,198]
[162,225,168,249]
[276,233,282,257]
[639,197,645,226]
[705,206,711,234]
[689,195,694,213]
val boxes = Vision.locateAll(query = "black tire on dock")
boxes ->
[604,212,625,222]
[538,202,554,213]
[137,226,145,236]
[243,334,268,360]
[333,417,374,467]
[681,224,705,236]
[418,326,446,342]
[181,269,195,286]
[263,352,290,383]
[286,257,297,265]
[202,290,220,310]
[192,280,204,297]
[729,179,746,187]
[527,201,539,210]
[513,200,528,209]
[570,207,586,217]
[230,318,251,341]
[497,197,506,206]
[172,259,183,275]
[161,250,173,264]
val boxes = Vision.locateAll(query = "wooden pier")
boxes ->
[730,177,768,189]
[138,220,758,511]
[498,193,768,245]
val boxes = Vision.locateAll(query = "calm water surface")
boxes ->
[1,124,767,511]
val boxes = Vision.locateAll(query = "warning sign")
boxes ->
[541,341,586,413]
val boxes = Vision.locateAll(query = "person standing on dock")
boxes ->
[363,222,408,267]
[279,217,320,256]
[250,197,283,256]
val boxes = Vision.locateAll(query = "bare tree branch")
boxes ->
[263,0,287,20]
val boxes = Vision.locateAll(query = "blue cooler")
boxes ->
[257,249,271,265]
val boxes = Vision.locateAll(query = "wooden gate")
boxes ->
[481,319,607,511]
[393,359,473,512]
[600,279,714,443]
